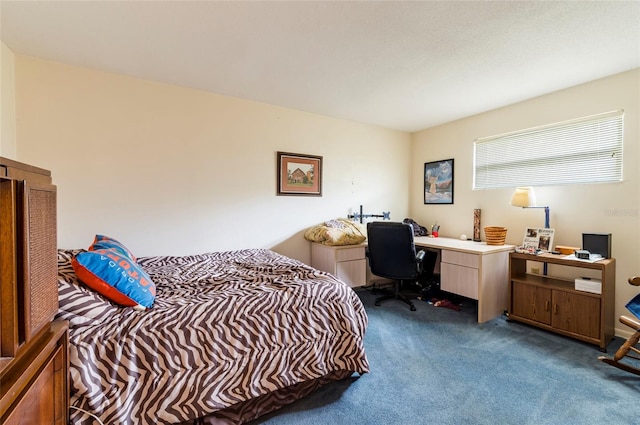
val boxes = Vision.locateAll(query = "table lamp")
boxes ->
[511,186,551,274]
[510,186,550,228]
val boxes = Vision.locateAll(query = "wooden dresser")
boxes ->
[0,157,69,424]
[508,252,615,351]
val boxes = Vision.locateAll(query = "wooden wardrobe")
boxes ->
[0,157,69,425]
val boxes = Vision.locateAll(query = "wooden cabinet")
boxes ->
[0,157,68,424]
[508,252,615,350]
[310,243,366,288]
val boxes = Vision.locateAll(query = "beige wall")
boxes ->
[12,52,640,337]
[0,42,17,158]
[410,69,640,336]
[14,56,411,262]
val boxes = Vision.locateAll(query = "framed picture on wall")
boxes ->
[424,158,454,204]
[276,151,323,196]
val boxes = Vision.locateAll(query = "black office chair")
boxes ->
[366,221,434,311]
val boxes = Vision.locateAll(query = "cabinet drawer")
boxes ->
[441,250,479,268]
[336,259,366,287]
[441,263,479,299]
[4,345,61,425]
[335,246,365,262]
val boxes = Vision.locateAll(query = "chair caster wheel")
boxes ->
[410,305,416,311]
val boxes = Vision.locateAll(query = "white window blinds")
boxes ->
[473,110,624,189]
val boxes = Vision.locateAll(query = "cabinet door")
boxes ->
[0,178,19,356]
[0,179,57,355]
[22,181,58,342]
[511,282,551,325]
[552,291,600,339]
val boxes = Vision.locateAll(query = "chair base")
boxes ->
[374,281,417,311]
[598,356,640,376]
[598,315,640,375]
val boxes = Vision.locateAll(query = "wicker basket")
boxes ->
[484,226,508,245]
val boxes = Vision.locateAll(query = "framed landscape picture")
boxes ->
[277,151,323,196]
[424,158,454,204]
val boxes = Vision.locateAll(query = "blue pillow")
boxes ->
[72,249,155,308]
[89,235,136,261]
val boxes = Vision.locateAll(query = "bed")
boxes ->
[56,248,370,424]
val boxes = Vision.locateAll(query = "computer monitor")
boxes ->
[582,233,611,259]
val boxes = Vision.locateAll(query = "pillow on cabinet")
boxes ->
[72,249,155,308]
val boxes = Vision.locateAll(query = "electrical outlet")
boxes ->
[531,267,540,274]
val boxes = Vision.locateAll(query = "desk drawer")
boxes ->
[441,250,479,269]
[336,259,366,287]
[335,246,365,262]
[441,263,479,300]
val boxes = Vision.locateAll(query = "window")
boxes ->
[473,110,624,189]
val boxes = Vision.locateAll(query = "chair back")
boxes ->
[366,221,421,280]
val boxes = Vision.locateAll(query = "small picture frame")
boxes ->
[424,158,454,204]
[277,151,323,196]
[522,227,556,252]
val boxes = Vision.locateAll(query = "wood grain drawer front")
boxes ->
[335,246,365,262]
[3,345,60,425]
[336,259,366,287]
[441,263,479,300]
[441,250,479,269]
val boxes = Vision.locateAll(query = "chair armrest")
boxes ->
[416,249,425,274]
[620,315,640,331]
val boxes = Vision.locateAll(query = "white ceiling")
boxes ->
[2,1,639,132]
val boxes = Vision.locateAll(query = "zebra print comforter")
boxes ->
[57,248,369,424]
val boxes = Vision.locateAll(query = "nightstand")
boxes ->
[310,242,366,288]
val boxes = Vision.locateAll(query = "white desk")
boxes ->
[414,236,515,323]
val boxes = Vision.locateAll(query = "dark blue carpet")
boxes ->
[250,288,640,424]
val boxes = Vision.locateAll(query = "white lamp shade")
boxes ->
[510,186,536,207]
